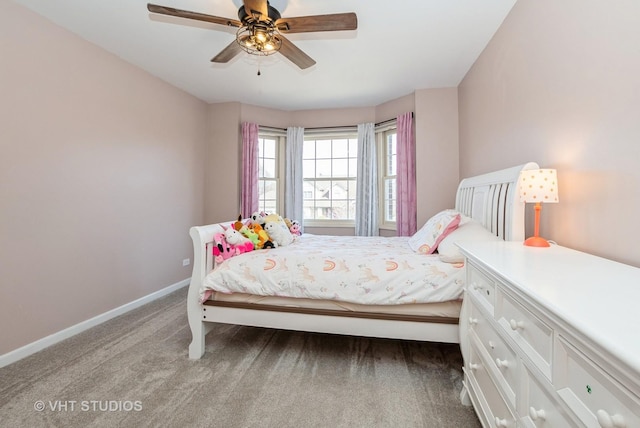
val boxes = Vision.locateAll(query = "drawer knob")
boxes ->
[494,417,509,427]
[495,358,510,369]
[469,363,480,371]
[468,317,478,326]
[472,282,484,291]
[529,407,546,421]
[509,319,524,330]
[596,409,627,428]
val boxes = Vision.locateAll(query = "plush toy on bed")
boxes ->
[252,223,277,249]
[264,220,294,247]
[233,215,245,232]
[250,211,267,227]
[212,232,234,264]
[289,220,302,236]
[239,225,260,248]
[223,226,254,255]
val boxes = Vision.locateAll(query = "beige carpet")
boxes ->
[0,287,481,428]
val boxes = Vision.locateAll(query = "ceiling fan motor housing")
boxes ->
[237,3,281,24]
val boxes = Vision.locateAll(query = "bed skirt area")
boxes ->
[204,292,461,324]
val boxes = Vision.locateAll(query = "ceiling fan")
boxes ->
[147,0,358,69]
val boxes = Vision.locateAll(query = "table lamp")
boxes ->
[519,169,559,247]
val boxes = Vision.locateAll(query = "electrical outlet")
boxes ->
[182,258,190,267]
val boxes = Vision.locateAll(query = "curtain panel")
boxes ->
[241,122,259,218]
[396,112,417,236]
[285,126,304,231]
[355,122,378,236]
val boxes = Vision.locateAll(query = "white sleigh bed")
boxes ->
[187,162,539,359]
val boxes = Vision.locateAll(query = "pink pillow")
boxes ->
[408,210,461,254]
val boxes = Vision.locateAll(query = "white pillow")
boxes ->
[408,209,461,254]
[437,220,501,263]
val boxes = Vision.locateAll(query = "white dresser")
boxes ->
[457,241,640,428]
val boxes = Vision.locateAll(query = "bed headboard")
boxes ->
[454,162,539,242]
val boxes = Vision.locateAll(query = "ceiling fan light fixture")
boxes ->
[236,26,281,56]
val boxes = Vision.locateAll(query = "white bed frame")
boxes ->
[186,162,539,359]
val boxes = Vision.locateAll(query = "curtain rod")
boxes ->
[258,112,413,133]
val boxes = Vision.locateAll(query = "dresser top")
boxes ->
[458,241,640,379]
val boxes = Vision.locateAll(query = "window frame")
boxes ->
[257,129,285,216]
[377,124,398,231]
[302,129,358,228]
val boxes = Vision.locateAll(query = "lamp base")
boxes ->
[523,236,551,247]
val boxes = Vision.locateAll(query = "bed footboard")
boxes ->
[188,223,225,359]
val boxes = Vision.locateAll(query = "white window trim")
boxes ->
[377,126,397,231]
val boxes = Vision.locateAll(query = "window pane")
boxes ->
[349,138,358,157]
[262,138,276,158]
[263,158,276,178]
[303,140,315,159]
[316,139,332,159]
[385,178,396,222]
[316,159,331,177]
[349,158,357,177]
[386,133,397,176]
[332,158,349,177]
[332,139,348,158]
[303,160,315,179]
[258,133,280,215]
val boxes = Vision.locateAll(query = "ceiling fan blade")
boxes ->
[147,3,242,28]
[278,36,316,69]
[276,13,357,33]
[211,40,243,63]
[242,0,269,20]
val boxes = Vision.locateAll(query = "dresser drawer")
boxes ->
[521,364,578,428]
[556,336,640,428]
[470,302,518,407]
[466,342,517,428]
[467,262,497,315]
[496,290,553,380]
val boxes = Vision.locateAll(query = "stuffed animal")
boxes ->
[252,223,276,249]
[264,221,294,247]
[250,211,266,227]
[223,226,254,255]
[233,215,245,232]
[239,225,259,248]
[212,232,234,264]
[263,213,290,234]
[290,220,302,236]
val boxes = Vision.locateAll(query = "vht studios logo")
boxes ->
[34,400,142,412]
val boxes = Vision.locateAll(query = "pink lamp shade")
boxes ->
[519,169,559,247]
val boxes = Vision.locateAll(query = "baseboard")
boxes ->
[0,278,189,368]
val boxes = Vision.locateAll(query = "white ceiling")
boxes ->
[13,0,517,111]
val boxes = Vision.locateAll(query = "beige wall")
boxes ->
[415,88,460,227]
[0,3,208,355]
[458,0,640,266]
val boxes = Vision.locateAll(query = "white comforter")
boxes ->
[200,234,465,305]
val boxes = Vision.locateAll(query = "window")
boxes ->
[382,129,397,224]
[302,133,358,224]
[258,133,283,214]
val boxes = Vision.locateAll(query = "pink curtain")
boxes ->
[396,112,417,236]
[241,122,259,218]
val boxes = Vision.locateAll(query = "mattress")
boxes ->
[201,234,466,306]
